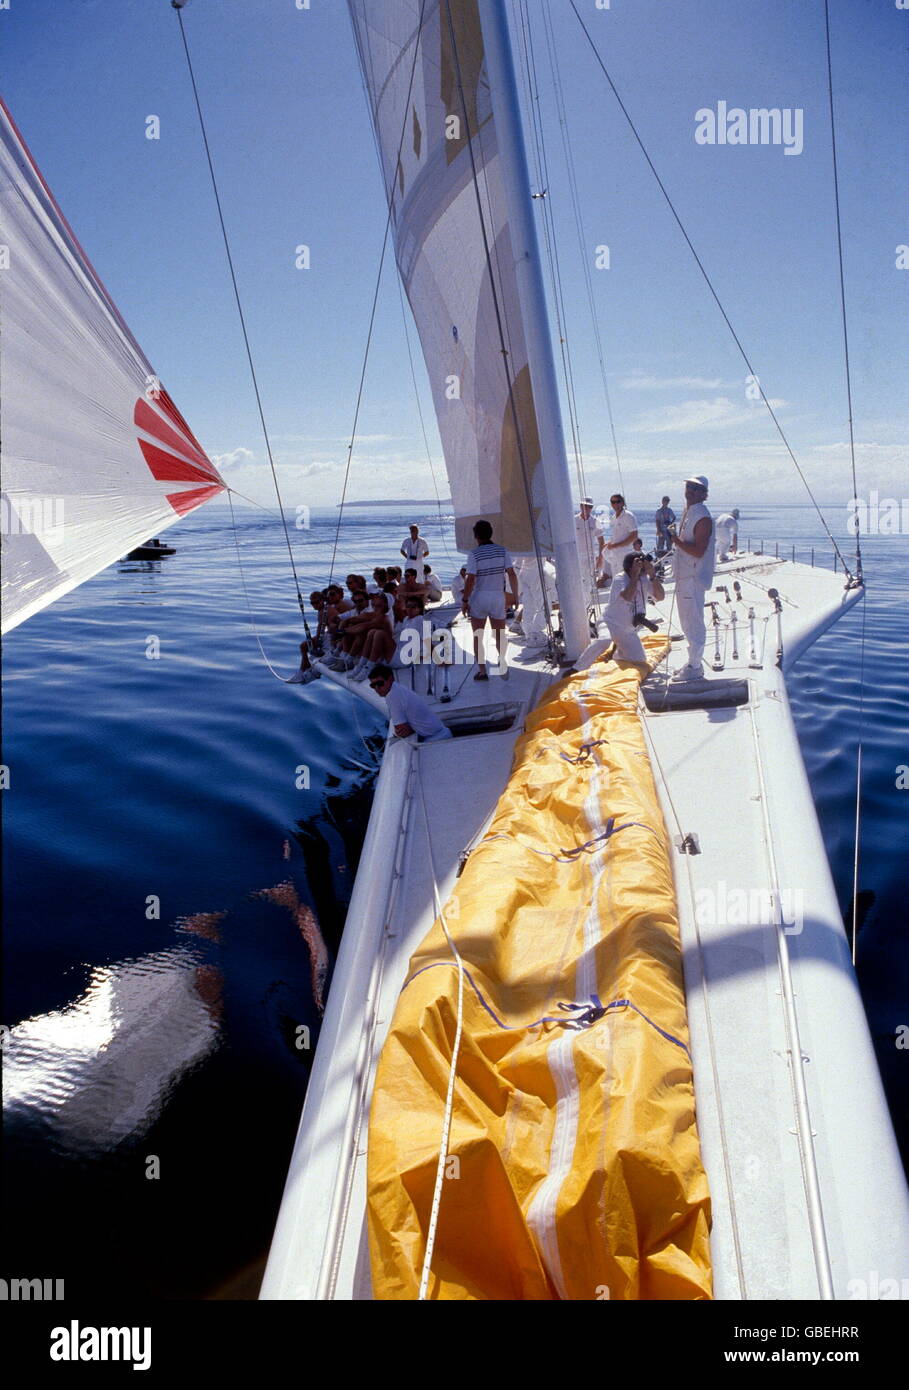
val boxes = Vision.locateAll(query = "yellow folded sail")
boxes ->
[368,640,712,1300]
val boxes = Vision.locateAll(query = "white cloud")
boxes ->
[211,446,255,470]
[632,396,787,434]
[619,373,730,391]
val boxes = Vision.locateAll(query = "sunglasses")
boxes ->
[369,678,390,690]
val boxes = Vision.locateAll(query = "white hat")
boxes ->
[579,496,594,507]
[684,474,709,490]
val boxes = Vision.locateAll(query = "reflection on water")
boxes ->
[3,946,222,1153]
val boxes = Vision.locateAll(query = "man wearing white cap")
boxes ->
[669,475,715,680]
[574,497,605,589]
[715,508,740,561]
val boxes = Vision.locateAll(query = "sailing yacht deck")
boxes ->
[262,553,909,1300]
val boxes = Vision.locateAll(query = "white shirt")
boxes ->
[466,543,514,596]
[423,570,443,601]
[673,502,715,588]
[401,535,429,563]
[574,513,603,571]
[385,681,447,738]
[607,573,654,624]
[450,572,467,605]
[715,513,738,550]
[607,508,638,564]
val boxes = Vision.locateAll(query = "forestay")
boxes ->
[0,99,224,634]
[349,0,553,556]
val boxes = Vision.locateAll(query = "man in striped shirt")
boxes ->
[461,519,518,680]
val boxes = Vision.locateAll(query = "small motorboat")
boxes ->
[124,538,176,561]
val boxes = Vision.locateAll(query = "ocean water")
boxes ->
[2,501,906,1298]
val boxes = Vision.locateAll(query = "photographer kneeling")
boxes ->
[604,551,665,663]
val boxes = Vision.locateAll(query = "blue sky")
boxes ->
[4,0,906,516]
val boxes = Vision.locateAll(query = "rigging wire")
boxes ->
[329,0,430,587]
[822,0,867,959]
[539,0,625,497]
[566,0,856,580]
[393,274,458,571]
[442,0,557,651]
[824,0,862,584]
[512,0,588,508]
[174,3,309,620]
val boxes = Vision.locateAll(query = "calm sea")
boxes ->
[2,502,906,1298]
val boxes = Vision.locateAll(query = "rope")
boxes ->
[415,764,466,1302]
[226,490,303,683]
[567,0,855,580]
[174,4,309,622]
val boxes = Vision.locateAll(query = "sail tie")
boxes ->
[485,815,658,862]
[402,963,691,1057]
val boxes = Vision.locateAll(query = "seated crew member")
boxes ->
[370,567,388,594]
[422,564,443,602]
[450,565,468,607]
[604,551,665,664]
[392,595,432,670]
[368,663,453,742]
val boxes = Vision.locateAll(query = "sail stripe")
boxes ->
[134,398,216,475]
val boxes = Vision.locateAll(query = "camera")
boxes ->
[632,614,660,632]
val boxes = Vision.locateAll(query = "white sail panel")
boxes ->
[349,0,552,554]
[0,99,225,634]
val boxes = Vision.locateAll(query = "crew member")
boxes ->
[603,493,639,576]
[574,497,604,587]
[605,551,665,663]
[368,664,453,742]
[462,519,518,680]
[400,524,429,566]
[654,496,676,557]
[715,508,740,561]
[670,474,715,681]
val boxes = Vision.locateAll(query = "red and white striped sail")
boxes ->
[0,99,225,634]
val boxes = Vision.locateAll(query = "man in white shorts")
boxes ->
[368,664,453,742]
[670,474,715,680]
[461,519,518,680]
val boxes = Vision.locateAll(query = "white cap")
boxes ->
[684,474,709,490]
[579,496,594,507]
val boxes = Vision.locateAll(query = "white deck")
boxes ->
[261,554,909,1300]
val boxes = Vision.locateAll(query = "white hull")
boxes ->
[262,554,909,1300]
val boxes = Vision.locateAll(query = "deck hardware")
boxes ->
[674,832,701,856]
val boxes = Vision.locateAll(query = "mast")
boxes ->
[478,0,589,661]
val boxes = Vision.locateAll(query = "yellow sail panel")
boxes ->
[367,640,712,1300]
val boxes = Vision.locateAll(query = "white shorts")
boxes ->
[469,591,506,622]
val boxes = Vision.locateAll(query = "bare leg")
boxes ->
[470,618,488,678]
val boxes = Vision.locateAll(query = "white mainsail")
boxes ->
[349,0,557,558]
[0,99,225,634]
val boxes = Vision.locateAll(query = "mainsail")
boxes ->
[0,99,225,634]
[349,0,554,556]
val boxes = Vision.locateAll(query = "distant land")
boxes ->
[338,498,452,508]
